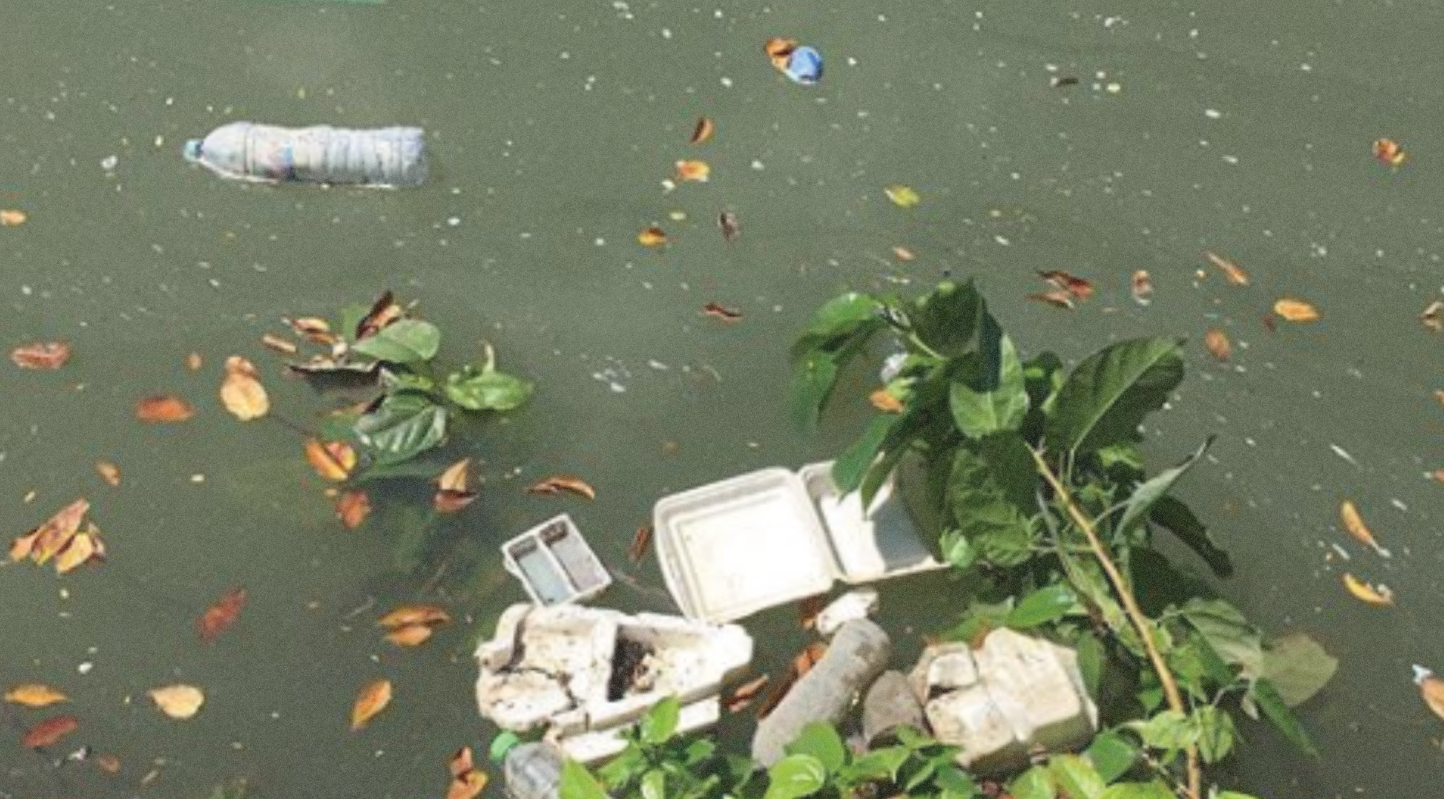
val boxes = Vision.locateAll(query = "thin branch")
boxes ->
[1030,446,1202,799]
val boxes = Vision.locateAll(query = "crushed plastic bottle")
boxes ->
[183,122,427,187]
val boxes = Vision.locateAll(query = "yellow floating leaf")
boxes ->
[1273,298,1320,323]
[1342,572,1394,607]
[448,768,488,799]
[220,356,269,421]
[0,209,28,226]
[4,683,68,708]
[1416,668,1444,721]
[305,439,356,482]
[675,160,711,182]
[54,530,101,575]
[1340,500,1391,557]
[350,678,392,731]
[869,388,904,413]
[637,226,668,247]
[149,684,205,720]
[95,460,121,488]
[884,185,921,208]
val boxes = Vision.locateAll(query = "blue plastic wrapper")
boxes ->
[784,46,823,85]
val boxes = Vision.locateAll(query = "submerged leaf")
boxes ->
[628,525,653,564]
[95,460,121,488]
[702,302,742,322]
[1204,251,1250,286]
[385,624,434,647]
[725,674,770,713]
[149,684,205,720]
[1204,328,1232,361]
[22,715,78,748]
[197,587,248,642]
[335,490,371,529]
[1038,270,1094,300]
[1027,289,1075,310]
[351,679,393,731]
[28,498,90,564]
[1422,300,1444,332]
[10,341,71,369]
[136,395,195,423]
[378,605,450,629]
[884,185,921,208]
[355,290,403,341]
[220,356,270,421]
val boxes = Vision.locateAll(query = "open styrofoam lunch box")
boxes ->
[653,461,943,623]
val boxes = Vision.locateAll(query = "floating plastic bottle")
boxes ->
[502,743,568,799]
[183,122,427,187]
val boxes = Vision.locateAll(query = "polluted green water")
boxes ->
[2,0,1443,796]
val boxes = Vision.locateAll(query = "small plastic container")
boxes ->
[502,514,612,606]
[652,462,942,623]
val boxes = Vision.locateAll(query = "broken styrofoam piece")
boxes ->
[816,588,879,638]
[751,618,892,766]
[501,514,612,606]
[908,629,1099,775]
[475,603,753,763]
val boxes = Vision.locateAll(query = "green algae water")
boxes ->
[2,1,1443,796]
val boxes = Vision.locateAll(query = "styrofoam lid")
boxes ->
[653,468,836,623]
[799,461,942,584]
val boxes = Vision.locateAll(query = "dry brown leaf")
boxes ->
[764,37,798,70]
[9,530,37,562]
[185,352,203,371]
[22,715,78,748]
[1273,298,1320,323]
[305,439,356,482]
[1340,500,1391,557]
[356,291,403,341]
[675,160,711,182]
[1026,290,1075,310]
[794,641,827,677]
[149,684,204,720]
[724,674,769,713]
[54,529,102,575]
[892,246,916,262]
[758,643,827,719]
[0,209,28,226]
[1422,300,1444,332]
[702,302,742,322]
[95,460,121,488]
[30,498,90,565]
[628,525,653,564]
[350,679,392,731]
[285,317,340,346]
[1374,138,1406,168]
[448,769,488,799]
[197,587,248,642]
[4,684,68,708]
[1432,469,1444,486]
[1038,270,1094,300]
[136,395,195,423]
[690,116,716,145]
[637,226,668,247]
[1204,251,1250,286]
[378,605,451,629]
[869,388,904,413]
[1342,572,1394,607]
[719,211,741,243]
[220,356,269,421]
[1130,270,1153,306]
[450,746,476,779]
[1204,328,1232,361]
[433,459,478,514]
[384,624,434,647]
[10,341,71,370]
[526,476,596,500]
[260,333,299,355]
[798,594,827,631]
[336,490,371,529]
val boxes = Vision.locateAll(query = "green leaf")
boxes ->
[935,766,980,799]
[1149,496,1233,577]
[795,292,883,352]
[947,432,1037,567]
[949,309,1028,437]
[1251,677,1319,756]
[1112,438,1212,540]
[939,529,976,569]
[763,754,827,799]
[1214,793,1264,799]
[350,319,441,363]
[445,367,533,411]
[1006,583,1079,628]
[1177,598,1262,678]
[833,413,898,494]
[1097,781,1175,799]
[910,280,984,357]
[488,730,521,762]
[640,770,666,799]
[1129,710,1196,752]
[1075,632,1106,701]
[1084,731,1139,782]
[1048,754,1105,799]
[378,367,435,393]
[1193,705,1236,764]
[1261,631,1338,708]
[791,350,840,429]
[885,184,921,208]
[1006,765,1055,799]
[1044,337,1185,457]
[639,695,680,745]
[354,390,448,466]
[844,746,909,783]
[560,759,611,799]
[784,722,847,775]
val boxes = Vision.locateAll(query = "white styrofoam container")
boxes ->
[653,462,943,623]
[501,514,613,606]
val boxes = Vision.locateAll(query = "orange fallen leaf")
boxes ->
[1273,298,1320,323]
[185,352,203,371]
[1038,270,1094,300]
[4,684,68,708]
[305,439,356,482]
[794,641,827,676]
[434,459,478,514]
[95,753,122,774]
[197,587,248,642]
[29,498,90,565]
[450,746,475,780]
[285,316,340,346]
[54,528,103,575]
[335,490,371,529]
[95,460,121,488]
[1026,290,1075,310]
[724,674,770,713]
[1204,251,1250,286]
[0,209,28,227]
[8,531,37,562]
[526,476,596,500]
[675,159,711,182]
[22,715,78,748]
[260,333,299,355]
[1342,572,1394,606]
[1432,468,1444,485]
[448,764,488,799]
[378,605,451,629]
[892,246,916,262]
[1204,328,1231,361]
[1340,500,1391,557]
[628,525,653,564]
[136,395,195,423]
[10,341,71,369]
[220,356,269,421]
[690,116,716,145]
[765,37,798,71]
[1131,270,1153,306]
[869,387,904,413]
[385,624,434,647]
[758,643,828,719]
[638,226,668,247]
[1374,138,1406,168]
[1416,668,1444,722]
[1421,300,1444,333]
[702,302,742,322]
[356,290,403,341]
[798,594,827,631]
[351,679,392,731]
[149,684,205,720]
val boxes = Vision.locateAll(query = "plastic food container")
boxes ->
[652,462,942,623]
[501,514,612,606]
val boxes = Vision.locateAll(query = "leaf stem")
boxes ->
[1029,446,1201,799]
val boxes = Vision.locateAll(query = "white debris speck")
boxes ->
[446,217,460,227]
[1329,444,1359,466]
[1222,155,1238,165]
[100,155,118,171]
[994,235,1010,246]
[78,662,93,675]
[661,28,672,39]
[1390,498,1408,512]
[751,160,765,171]
[594,237,606,246]
[1105,82,1121,94]
[720,76,733,88]
[190,473,205,483]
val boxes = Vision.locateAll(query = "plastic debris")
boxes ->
[783,46,824,85]
[183,122,427,187]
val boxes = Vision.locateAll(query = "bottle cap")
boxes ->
[785,46,823,85]
[182,140,203,162]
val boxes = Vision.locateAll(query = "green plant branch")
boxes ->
[1029,445,1202,799]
